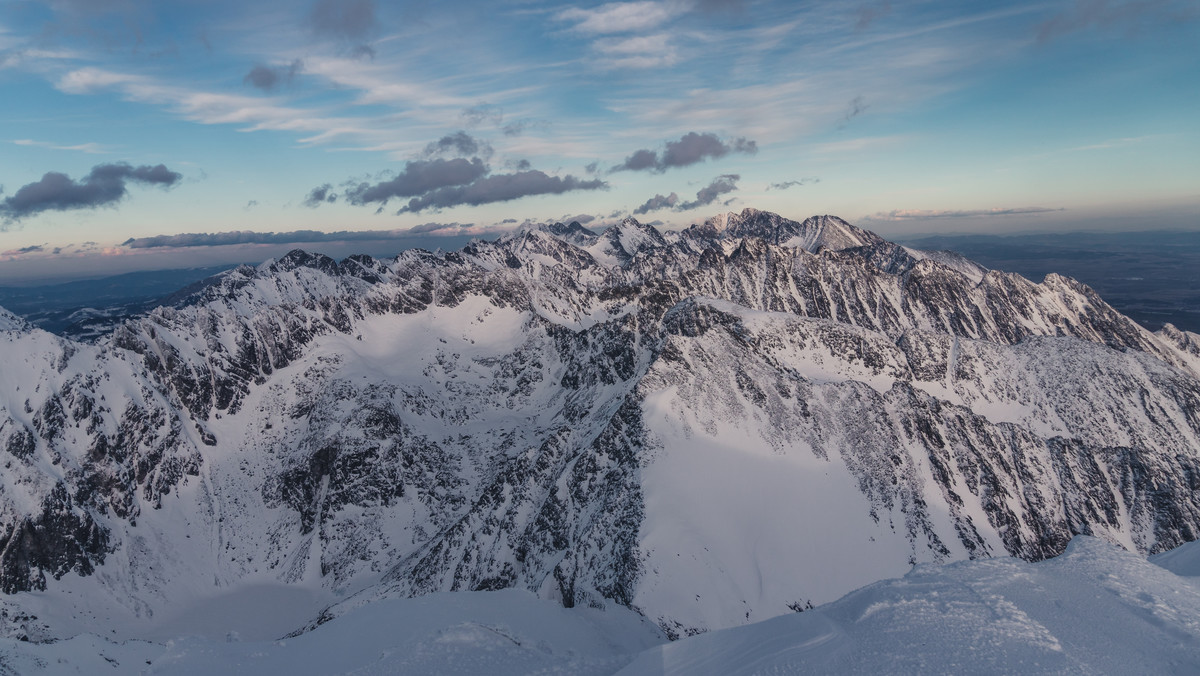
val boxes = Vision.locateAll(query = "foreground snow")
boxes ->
[621,537,1200,675]
[3,536,1198,675]
[0,588,664,675]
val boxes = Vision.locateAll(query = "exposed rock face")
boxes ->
[2,209,1199,638]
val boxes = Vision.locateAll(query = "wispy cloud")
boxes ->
[767,178,818,191]
[1036,0,1199,42]
[556,2,682,35]
[12,138,111,154]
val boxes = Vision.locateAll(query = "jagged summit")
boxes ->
[1,208,1199,642]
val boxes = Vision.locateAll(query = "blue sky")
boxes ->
[0,0,1197,281]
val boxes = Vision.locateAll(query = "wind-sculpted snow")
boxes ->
[1,208,1200,641]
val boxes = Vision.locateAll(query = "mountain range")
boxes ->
[2,208,1199,644]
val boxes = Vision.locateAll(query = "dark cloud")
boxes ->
[422,132,492,159]
[855,1,891,30]
[349,44,376,60]
[501,218,519,224]
[563,213,597,224]
[344,158,489,206]
[310,0,376,41]
[838,96,867,128]
[0,162,182,221]
[243,60,302,92]
[846,96,866,120]
[584,161,600,174]
[677,174,740,211]
[245,200,259,210]
[617,149,660,172]
[633,192,679,215]
[461,103,502,127]
[511,159,532,171]
[122,226,469,249]
[632,174,742,214]
[398,170,608,213]
[611,132,757,173]
[16,245,44,254]
[1037,0,1198,42]
[303,184,338,208]
[501,118,549,137]
[767,178,819,191]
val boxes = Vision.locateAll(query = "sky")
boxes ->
[0,0,1197,283]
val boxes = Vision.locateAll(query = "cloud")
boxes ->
[767,178,819,190]
[677,174,739,211]
[245,200,259,210]
[556,1,681,34]
[310,0,377,41]
[562,213,597,224]
[404,221,475,235]
[1036,0,1199,42]
[460,103,502,127]
[632,174,741,214]
[611,132,757,173]
[592,33,679,69]
[633,192,678,214]
[398,170,608,213]
[244,60,302,92]
[839,96,867,127]
[863,207,1065,222]
[348,44,376,60]
[343,158,489,206]
[1,162,182,221]
[856,1,891,30]
[501,118,549,137]
[121,226,476,249]
[422,131,492,159]
[12,138,110,154]
[303,184,338,207]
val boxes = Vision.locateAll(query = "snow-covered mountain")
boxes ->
[2,209,1200,641]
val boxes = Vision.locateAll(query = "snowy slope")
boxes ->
[0,588,663,675]
[620,537,1200,675]
[2,208,1200,642]
[3,537,1200,674]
